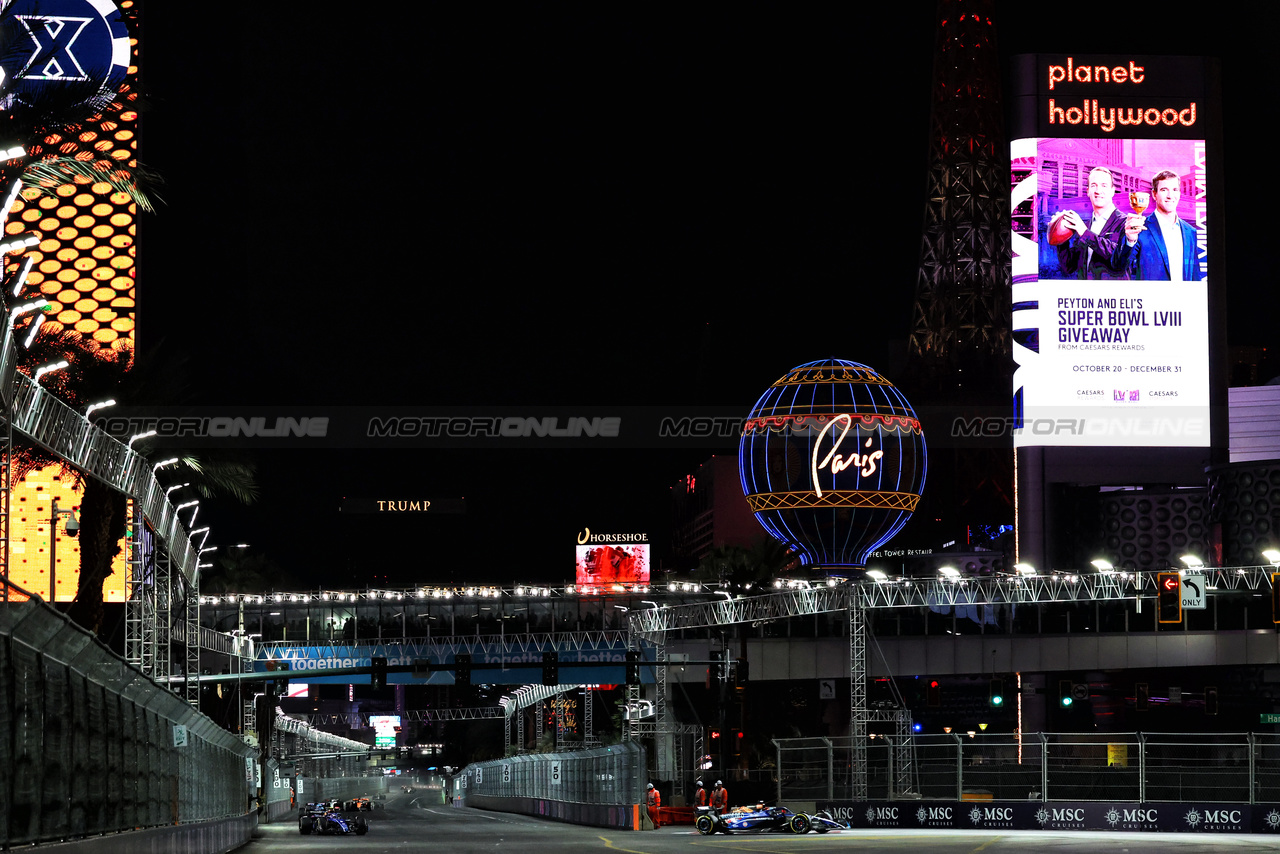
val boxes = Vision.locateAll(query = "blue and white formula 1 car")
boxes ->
[299,802,369,835]
[695,804,847,835]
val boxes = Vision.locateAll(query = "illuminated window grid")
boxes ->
[9,467,128,602]
[1,32,140,351]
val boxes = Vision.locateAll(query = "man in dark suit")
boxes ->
[1052,166,1129,280]
[1113,169,1205,281]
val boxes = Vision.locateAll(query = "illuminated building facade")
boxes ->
[1,0,141,599]
[670,455,760,566]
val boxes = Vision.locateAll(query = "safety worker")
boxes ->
[711,779,729,812]
[646,783,662,828]
[694,779,709,807]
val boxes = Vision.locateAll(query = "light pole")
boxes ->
[49,498,78,602]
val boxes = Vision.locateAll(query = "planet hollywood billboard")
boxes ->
[738,360,926,568]
[1009,56,1219,448]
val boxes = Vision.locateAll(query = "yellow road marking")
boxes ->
[597,835,657,853]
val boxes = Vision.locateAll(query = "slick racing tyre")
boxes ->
[788,813,811,834]
[355,817,369,835]
[695,814,716,835]
[298,818,314,835]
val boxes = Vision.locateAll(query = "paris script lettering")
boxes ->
[810,414,883,498]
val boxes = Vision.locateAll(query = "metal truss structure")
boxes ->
[499,683,599,750]
[0,321,208,704]
[255,629,630,662]
[626,568,1279,800]
[908,0,1009,384]
[303,707,505,728]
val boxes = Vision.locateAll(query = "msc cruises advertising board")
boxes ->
[1010,56,1211,448]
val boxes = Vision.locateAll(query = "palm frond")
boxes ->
[182,456,260,505]
[21,157,162,213]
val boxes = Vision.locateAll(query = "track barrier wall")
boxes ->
[457,742,645,829]
[0,594,257,849]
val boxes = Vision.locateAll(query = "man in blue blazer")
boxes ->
[1112,170,1205,281]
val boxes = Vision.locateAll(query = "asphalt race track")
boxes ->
[243,791,1280,853]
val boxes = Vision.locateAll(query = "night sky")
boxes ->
[133,4,1280,589]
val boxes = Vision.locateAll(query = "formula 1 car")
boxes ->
[694,804,847,835]
[299,803,369,835]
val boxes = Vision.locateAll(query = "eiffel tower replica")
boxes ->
[903,0,1014,556]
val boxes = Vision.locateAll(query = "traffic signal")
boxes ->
[1205,686,1219,715]
[542,651,559,686]
[709,728,721,741]
[927,680,940,707]
[1136,682,1149,712]
[989,678,1004,707]
[1157,571,1182,624]
[455,653,471,686]
[734,658,749,686]
[708,650,726,687]
[266,660,290,695]
[1059,680,1074,708]
[1272,573,1280,624]
[371,656,388,690]
[625,651,641,685]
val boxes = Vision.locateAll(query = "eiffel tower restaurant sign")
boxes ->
[738,359,927,568]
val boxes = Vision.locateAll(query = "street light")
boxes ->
[2,176,25,221]
[9,298,47,321]
[1015,563,1036,577]
[5,255,33,297]
[127,430,156,449]
[190,527,211,550]
[48,498,78,602]
[165,482,189,496]
[1180,555,1204,569]
[0,233,38,255]
[32,360,68,382]
[1263,550,1280,567]
[85,399,116,418]
[153,457,180,473]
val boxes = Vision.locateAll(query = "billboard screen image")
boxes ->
[1010,56,1212,448]
[574,543,650,585]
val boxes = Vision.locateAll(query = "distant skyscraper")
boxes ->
[670,456,761,567]
[908,0,1009,398]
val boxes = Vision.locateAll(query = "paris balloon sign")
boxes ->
[738,360,927,568]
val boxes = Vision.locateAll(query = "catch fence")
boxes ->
[774,732,1280,803]
[460,741,646,828]
[0,589,257,847]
